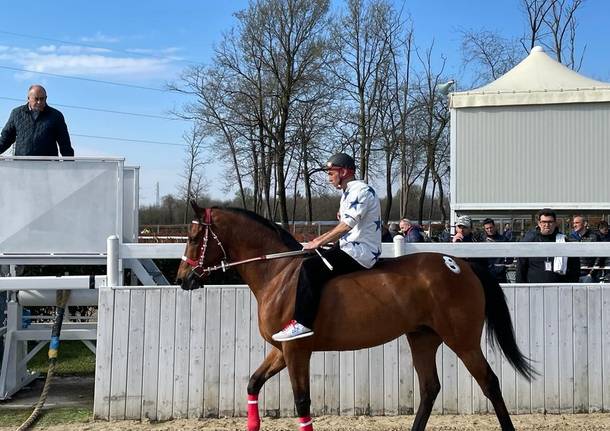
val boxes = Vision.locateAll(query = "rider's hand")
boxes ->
[302,239,321,250]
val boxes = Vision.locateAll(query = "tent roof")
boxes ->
[451,46,610,108]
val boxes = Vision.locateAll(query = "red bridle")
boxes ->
[181,208,228,277]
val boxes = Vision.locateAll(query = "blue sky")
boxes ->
[1,1,608,205]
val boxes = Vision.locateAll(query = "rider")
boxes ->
[272,152,382,342]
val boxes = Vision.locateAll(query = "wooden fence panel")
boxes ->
[172,290,191,418]
[140,290,161,420]
[219,289,236,417]
[573,287,588,412]
[203,289,221,417]
[156,288,176,420]
[125,289,145,419]
[94,284,610,420]
[587,286,603,412]
[514,287,531,414]
[558,286,573,413]
[602,288,610,412]
[187,290,206,418]
[109,289,130,419]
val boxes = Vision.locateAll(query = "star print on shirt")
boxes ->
[349,197,361,209]
[372,248,382,262]
[350,241,361,246]
[374,219,381,231]
[344,213,356,221]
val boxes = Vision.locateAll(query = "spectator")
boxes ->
[399,218,425,243]
[597,221,610,281]
[515,209,580,283]
[570,215,600,282]
[452,215,476,243]
[481,218,508,283]
[0,84,73,156]
[503,223,514,241]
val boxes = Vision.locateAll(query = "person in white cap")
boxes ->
[452,215,476,242]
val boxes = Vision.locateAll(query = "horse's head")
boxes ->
[176,201,227,290]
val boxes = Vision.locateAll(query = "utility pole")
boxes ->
[155,182,160,207]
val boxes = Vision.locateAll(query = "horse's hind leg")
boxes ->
[457,347,515,431]
[407,329,442,431]
[246,347,286,431]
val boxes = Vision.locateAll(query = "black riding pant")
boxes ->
[293,244,364,329]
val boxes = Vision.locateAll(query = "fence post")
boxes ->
[107,235,119,287]
[393,235,404,257]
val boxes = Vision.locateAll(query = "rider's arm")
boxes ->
[302,222,352,250]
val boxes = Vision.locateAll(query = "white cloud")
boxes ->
[1,44,178,79]
[81,32,120,44]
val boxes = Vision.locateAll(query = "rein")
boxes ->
[181,208,310,278]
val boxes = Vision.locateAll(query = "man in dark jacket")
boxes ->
[0,85,74,156]
[516,209,580,283]
[481,218,508,283]
[570,215,600,282]
[399,218,425,243]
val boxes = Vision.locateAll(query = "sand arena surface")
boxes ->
[4,413,610,430]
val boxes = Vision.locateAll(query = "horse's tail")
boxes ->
[470,262,537,381]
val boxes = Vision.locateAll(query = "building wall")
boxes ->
[453,103,610,209]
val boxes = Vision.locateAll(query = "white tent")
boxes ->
[449,46,610,221]
[451,46,610,108]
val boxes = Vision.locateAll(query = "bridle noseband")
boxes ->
[181,208,229,278]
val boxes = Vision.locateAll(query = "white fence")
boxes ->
[93,240,610,420]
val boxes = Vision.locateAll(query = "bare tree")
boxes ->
[543,0,585,69]
[520,0,555,51]
[413,43,450,224]
[329,0,399,181]
[177,125,207,223]
[461,29,521,85]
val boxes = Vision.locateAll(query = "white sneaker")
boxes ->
[272,320,313,341]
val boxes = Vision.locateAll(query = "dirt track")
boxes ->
[6,413,609,430]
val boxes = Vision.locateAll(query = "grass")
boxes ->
[28,340,95,375]
[0,407,92,427]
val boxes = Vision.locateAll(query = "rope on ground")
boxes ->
[16,290,71,431]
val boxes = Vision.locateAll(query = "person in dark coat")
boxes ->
[515,209,580,283]
[0,84,74,156]
[399,218,425,243]
[481,218,509,283]
[570,215,601,282]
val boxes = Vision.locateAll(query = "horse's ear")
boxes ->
[190,199,200,213]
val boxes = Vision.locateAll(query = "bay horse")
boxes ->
[176,203,534,431]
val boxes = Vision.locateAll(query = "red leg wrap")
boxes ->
[247,394,260,431]
[298,416,313,431]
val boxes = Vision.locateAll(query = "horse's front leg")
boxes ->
[247,346,286,431]
[283,344,314,431]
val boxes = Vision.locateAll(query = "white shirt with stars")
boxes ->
[338,179,382,268]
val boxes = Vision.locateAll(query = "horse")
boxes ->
[176,203,535,431]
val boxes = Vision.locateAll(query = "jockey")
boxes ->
[272,153,382,342]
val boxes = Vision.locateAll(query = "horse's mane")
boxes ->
[217,207,302,251]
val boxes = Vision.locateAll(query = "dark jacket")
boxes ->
[482,232,508,283]
[515,228,580,283]
[569,228,599,269]
[402,225,425,243]
[0,104,73,156]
